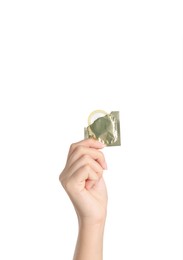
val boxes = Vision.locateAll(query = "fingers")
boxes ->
[60,139,107,191]
[68,138,106,157]
[67,155,104,179]
[67,146,107,171]
[68,165,99,191]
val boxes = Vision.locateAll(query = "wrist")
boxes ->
[78,213,107,228]
[78,219,106,245]
[79,219,106,230]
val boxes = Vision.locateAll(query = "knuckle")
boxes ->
[59,175,66,187]
[69,143,76,153]
[83,164,91,172]
[59,172,64,184]
[70,145,85,158]
[75,145,85,155]
[82,154,91,162]
[59,171,69,189]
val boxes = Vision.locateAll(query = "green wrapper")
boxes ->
[84,111,121,146]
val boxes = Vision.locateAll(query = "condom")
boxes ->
[84,110,121,146]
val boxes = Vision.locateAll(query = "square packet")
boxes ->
[84,110,121,146]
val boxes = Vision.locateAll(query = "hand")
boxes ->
[59,139,108,225]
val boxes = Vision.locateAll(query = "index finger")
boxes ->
[68,138,105,157]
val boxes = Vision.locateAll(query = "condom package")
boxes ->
[84,110,121,146]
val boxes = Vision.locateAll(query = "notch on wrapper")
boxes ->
[84,110,121,146]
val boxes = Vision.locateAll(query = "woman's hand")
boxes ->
[59,138,108,225]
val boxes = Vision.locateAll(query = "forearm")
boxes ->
[73,220,106,260]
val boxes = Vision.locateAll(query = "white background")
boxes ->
[0,1,182,259]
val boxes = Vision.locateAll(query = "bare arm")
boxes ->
[59,139,108,260]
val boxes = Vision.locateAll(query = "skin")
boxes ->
[59,139,108,260]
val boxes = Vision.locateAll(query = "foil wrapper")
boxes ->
[84,111,121,146]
